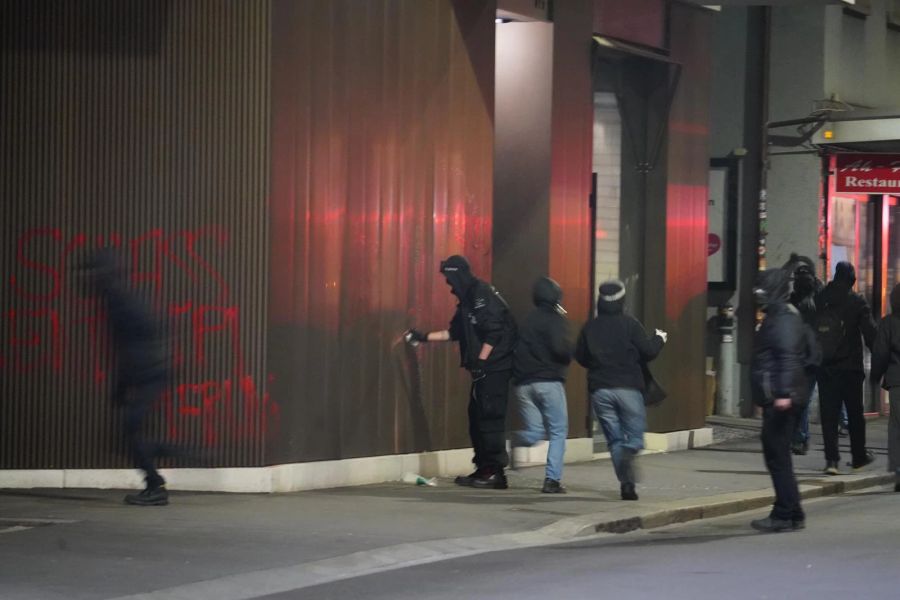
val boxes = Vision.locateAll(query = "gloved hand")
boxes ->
[655,328,668,343]
[470,359,487,381]
[405,329,428,345]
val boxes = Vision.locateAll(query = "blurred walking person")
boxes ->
[406,255,517,489]
[575,280,666,501]
[814,262,877,474]
[82,249,173,506]
[510,277,572,494]
[750,268,810,532]
[870,282,900,493]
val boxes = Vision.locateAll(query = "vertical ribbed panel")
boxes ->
[549,0,593,437]
[268,0,496,463]
[1,1,271,468]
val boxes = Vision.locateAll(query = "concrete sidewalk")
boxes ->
[0,417,894,600]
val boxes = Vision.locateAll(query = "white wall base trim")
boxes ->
[644,427,714,452]
[509,438,594,467]
[0,431,708,493]
[0,439,595,494]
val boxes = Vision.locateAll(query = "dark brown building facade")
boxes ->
[1,0,714,471]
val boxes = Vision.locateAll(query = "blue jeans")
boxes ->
[591,388,646,484]
[514,381,568,481]
[793,379,816,445]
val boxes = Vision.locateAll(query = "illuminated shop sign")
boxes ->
[835,154,900,194]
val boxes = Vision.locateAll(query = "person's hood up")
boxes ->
[597,279,625,315]
[782,252,815,274]
[440,254,476,299]
[891,283,900,315]
[79,247,125,293]
[532,276,564,313]
[792,263,816,298]
[753,268,790,310]
[834,261,856,287]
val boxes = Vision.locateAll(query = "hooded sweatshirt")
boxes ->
[83,249,170,391]
[441,255,518,372]
[814,261,876,372]
[871,283,900,389]
[750,268,809,407]
[574,280,664,393]
[512,277,572,385]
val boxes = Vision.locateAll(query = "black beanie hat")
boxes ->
[439,255,470,274]
[597,279,626,314]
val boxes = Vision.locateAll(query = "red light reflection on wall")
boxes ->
[666,183,708,323]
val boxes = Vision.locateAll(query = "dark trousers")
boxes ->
[468,370,511,470]
[122,378,168,488]
[761,407,804,522]
[889,388,900,474]
[817,369,867,465]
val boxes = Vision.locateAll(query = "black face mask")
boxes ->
[440,258,475,299]
[794,272,814,296]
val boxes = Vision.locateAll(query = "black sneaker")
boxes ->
[823,461,839,476]
[750,517,794,532]
[124,485,169,506]
[791,441,808,456]
[620,482,638,501]
[541,478,566,494]
[454,469,482,487]
[850,450,876,470]
[471,470,508,490]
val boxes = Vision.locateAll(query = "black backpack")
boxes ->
[815,301,846,364]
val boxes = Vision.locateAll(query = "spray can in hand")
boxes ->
[404,329,427,347]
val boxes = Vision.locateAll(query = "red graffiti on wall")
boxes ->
[9,225,231,303]
[3,226,276,447]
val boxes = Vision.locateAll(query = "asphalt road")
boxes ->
[274,486,900,600]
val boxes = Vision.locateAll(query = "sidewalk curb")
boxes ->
[540,472,895,538]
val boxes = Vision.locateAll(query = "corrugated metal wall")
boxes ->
[0,1,272,468]
[268,0,496,464]
[652,2,714,432]
[550,0,594,436]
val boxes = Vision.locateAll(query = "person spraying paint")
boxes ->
[405,255,517,489]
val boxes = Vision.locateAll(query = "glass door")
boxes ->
[827,192,880,413]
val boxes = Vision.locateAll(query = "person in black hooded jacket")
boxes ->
[785,254,823,455]
[510,276,572,494]
[81,248,173,507]
[869,282,900,493]
[575,279,666,501]
[407,255,518,490]
[749,268,809,532]
[815,261,877,474]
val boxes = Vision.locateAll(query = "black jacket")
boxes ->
[448,279,517,372]
[814,281,876,372]
[574,298,663,393]
[513,278,572,384]
[751,303,808,407]
[85,250,169,396]
[871,287,900,389]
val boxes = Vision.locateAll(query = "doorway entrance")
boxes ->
[825,156,900,414]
